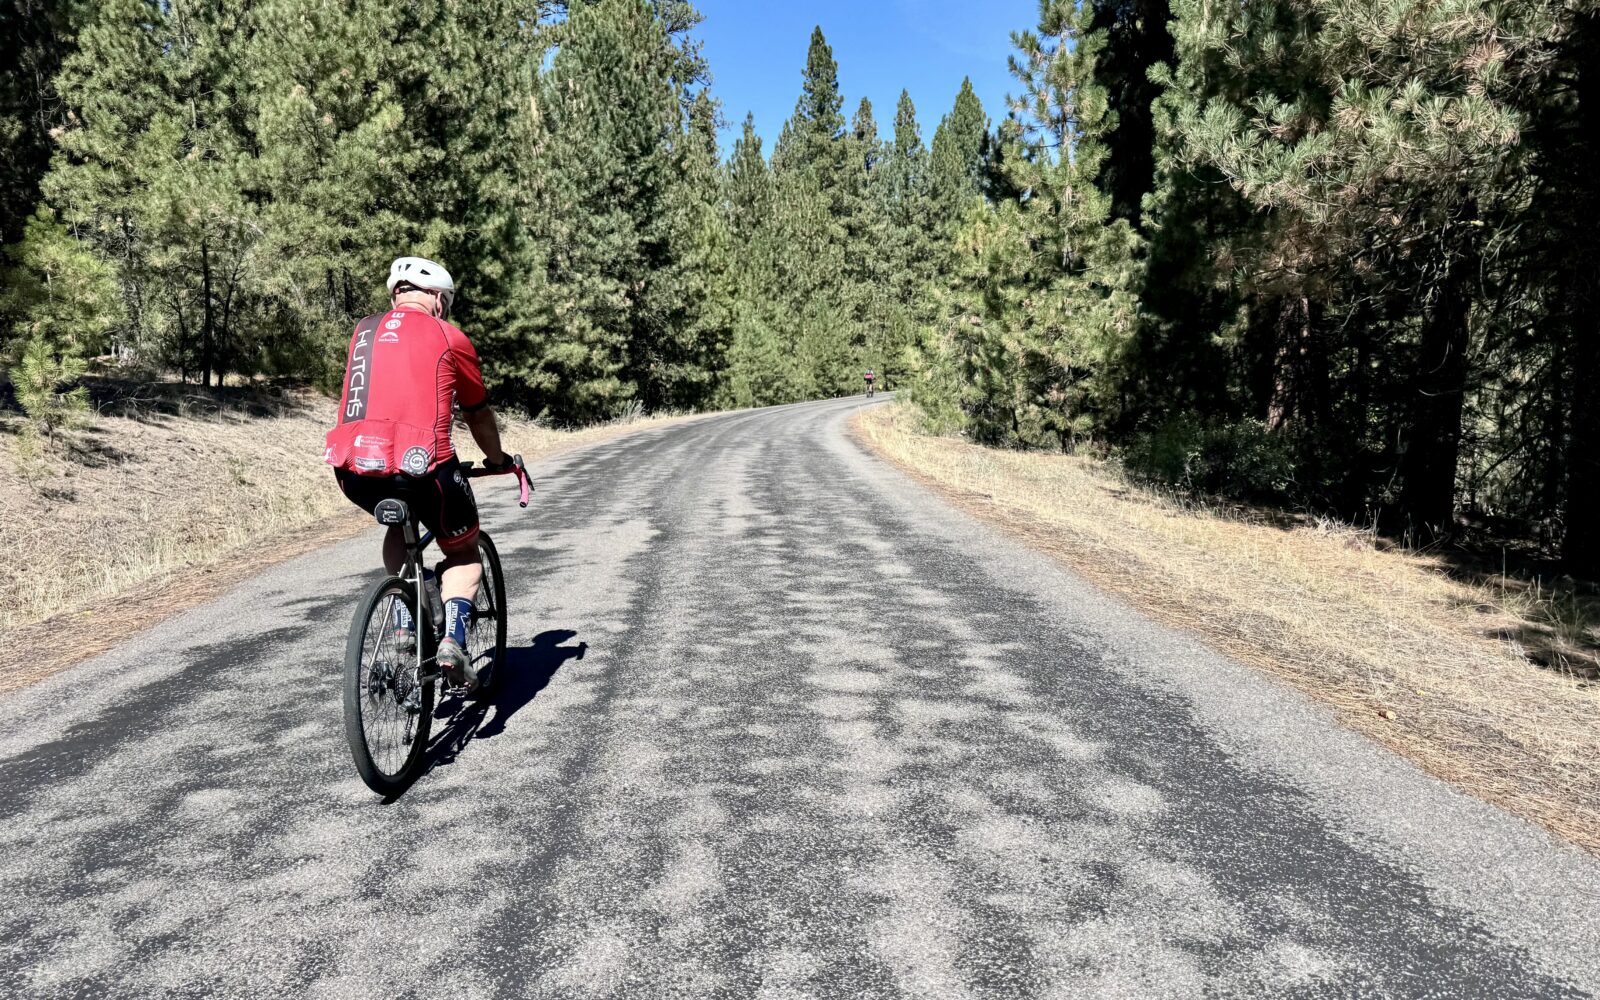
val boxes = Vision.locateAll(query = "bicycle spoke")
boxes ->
[358,594,416,777]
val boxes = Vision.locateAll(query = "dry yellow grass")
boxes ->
[853,403,1600,853]
[0,384,692,690]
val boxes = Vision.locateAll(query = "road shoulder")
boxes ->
[848,403,1600,855]
[834,399,1600,992]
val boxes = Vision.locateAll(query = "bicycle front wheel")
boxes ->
[468,533,509,699]
[343,576,434,794]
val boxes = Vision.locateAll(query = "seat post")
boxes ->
[372,498,417,567]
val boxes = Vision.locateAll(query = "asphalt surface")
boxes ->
[2,396,1598,999]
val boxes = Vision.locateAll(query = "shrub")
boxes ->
[10,335,89,444]
[1121,416,1295,502]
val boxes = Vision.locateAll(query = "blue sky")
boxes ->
[692,0,1038,156]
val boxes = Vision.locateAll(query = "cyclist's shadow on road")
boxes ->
[424,629,587,775]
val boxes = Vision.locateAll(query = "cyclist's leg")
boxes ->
[416,458,482,604]
[337,469,408,574]
[421,461,485,683]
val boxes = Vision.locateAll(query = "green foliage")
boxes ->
[929,79,989,214]
[0,0,83,249]
[914,0,1141,452]
[720,26,896,405]
[497,0,711,422]
[10,335,89,445]
[1,209,123,359]
[1121,417,1294,501]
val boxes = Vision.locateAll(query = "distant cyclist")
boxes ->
[323,256,511,690]
[864,369,876,397]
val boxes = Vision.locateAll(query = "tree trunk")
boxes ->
[1400,232,1476,541]
[1564,314,1600,574]
[200,240,215,389]
[1266,297,1295,430]
[1560,12,1600,577]
[173,290,190,385]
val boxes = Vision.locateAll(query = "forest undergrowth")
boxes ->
[854,403,1600,854]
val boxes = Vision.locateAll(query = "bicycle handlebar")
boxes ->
[462,454,532,508]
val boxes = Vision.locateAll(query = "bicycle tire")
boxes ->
[343,575,435,794]
[469,533,509,699]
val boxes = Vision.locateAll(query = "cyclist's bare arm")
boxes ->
[465,406,507,466]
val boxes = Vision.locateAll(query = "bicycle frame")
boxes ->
[377,457,532,680]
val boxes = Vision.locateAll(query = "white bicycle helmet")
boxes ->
[386,256,455,315]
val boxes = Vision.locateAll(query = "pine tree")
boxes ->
[760,26,869,397]
[0,0,84,250]
[1,208,123,358]
[843,96,888,373]
[47,0,265,386]
[1172,0,1544,535]
[504,0,714,421]
[929,78,989,216]
[910,4,1145,449]
[1528,8,1600,574]
[10,334,89,445]
[883,91,931,223]
[1086,0,1175,228]
[641,87,733,410]
[722,115,793,406]
[726,114,774,247]
[247,0,450,381]
[781,26,847,181]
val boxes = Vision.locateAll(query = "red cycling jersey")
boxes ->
[323,305,487,477]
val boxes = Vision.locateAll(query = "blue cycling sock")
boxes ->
[444,597,473,647]
[393,600,414,631]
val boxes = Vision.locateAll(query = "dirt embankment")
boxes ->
[853,403,1600,855]
[1,383,691,694]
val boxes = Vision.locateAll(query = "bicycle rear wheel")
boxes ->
[468,533,509,699]
[343,576,434,794]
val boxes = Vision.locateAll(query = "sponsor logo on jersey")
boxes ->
[354,456,387,472]
[344,320,377,422]
[385,319,403,331]
[402,446,430,475]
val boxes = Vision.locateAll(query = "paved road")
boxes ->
[2,397,1598,999]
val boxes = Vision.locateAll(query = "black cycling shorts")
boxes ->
[335,456,480,553]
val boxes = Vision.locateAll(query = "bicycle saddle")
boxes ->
[373,498,410,525]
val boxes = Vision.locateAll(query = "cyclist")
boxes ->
[864,369,876,396]
[324,256,511,690]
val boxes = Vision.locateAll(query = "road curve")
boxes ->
[2,396,1597,999]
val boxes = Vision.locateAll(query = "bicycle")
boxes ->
[342,456,531,796]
